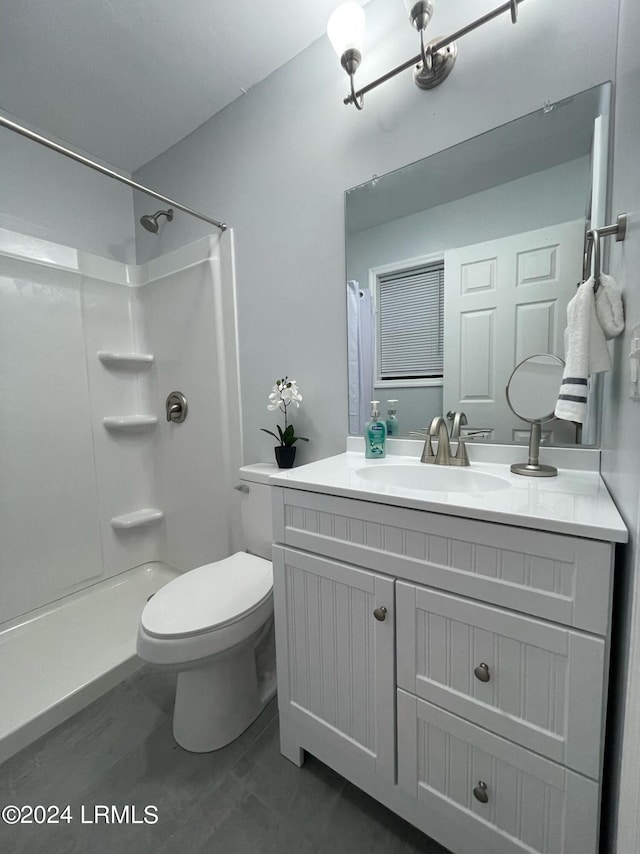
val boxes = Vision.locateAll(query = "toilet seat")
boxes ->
[141,552,272,639]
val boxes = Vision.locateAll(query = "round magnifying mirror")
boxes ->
[506,353,565,477]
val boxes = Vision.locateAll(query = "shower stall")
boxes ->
[0,116,242,762]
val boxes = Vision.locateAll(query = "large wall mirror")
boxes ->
[345,84,610,446]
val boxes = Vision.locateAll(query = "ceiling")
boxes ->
[0,0,354,173]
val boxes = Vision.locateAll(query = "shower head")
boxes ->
[140,208,173,233]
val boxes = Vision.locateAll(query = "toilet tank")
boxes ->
[238,464,277,560]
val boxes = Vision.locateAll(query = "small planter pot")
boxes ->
[274,446,296,469]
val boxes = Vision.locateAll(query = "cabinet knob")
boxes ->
[474,662,491,682]
[373,606,387,622]
[473,781,489,803]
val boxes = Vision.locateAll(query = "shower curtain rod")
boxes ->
[0,113,227,232]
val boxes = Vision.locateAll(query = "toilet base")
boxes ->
[172,621,276,753]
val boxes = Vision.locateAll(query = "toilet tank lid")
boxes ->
[239,463,278,484]
[141,553,273,639]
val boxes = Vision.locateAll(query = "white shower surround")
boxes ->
[0,227,243,761]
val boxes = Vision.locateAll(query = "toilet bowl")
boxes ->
[136,464,277,752]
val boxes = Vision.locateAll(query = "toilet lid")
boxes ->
[141,552,273,639]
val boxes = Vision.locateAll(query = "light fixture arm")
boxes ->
[420,29,432,70]
[343,0,526,108]
[349,74,365,110]
[341,48,365,109]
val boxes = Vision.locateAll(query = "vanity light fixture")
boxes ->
[326,1,367,110]
[328,0,525,110]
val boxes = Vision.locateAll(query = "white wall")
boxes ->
[0,122,136,263]
[139,233,243,573]
[133,0,618,466]
[0,238,159,623]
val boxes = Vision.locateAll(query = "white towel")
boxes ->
[555,277,611,424]
[595,272,625,339]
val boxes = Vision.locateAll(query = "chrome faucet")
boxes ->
[411,412,470,466]
[412,412,469,466]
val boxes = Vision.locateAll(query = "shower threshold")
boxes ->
[0,562,180,765]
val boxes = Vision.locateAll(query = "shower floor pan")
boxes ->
[0,561,179,764]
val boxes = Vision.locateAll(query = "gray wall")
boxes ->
[0,122,136,262]
[133,0,618,467]
[599,0,640,848]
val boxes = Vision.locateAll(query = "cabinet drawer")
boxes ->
[397,690,599,854]
[272,487,613,634]
[396,583,605,780]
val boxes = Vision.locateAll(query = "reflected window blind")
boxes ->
[377,262,444,380]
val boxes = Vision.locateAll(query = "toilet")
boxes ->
[136,464,277,753]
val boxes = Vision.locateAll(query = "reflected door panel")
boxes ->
[443,220,584,443]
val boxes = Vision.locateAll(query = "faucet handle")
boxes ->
[452,437,470,466]
[409,429,436,463]
[420,435,435,464]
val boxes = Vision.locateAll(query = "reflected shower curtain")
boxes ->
[347,280,375,435]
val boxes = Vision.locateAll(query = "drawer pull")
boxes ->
[373,606,387,622]
[474,662,491,682]
[473,781,489,804]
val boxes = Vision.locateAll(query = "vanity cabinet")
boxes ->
[272,485,616,854]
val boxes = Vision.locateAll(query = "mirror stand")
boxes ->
[506,353,565,478]
[511,421,558,477]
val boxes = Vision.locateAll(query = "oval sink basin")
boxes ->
[356,464,510,494]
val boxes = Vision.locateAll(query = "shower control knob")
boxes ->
[373,606,387,622]
[166,391,188,423]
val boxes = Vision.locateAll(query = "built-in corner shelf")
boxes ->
[110,508,164,530]
[98,351,154,371]
[103,415,158,432]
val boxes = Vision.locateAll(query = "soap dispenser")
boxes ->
[365,401,387,458]
[386,400,399,436]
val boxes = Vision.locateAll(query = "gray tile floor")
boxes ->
[0,667,449,853]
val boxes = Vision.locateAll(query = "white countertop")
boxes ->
[269,444,628,543]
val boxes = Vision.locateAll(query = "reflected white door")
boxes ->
[443,220,584,443]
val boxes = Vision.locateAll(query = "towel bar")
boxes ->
[583,213,627,292]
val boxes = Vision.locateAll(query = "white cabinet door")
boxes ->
[272,545,395,782]
[443,220,584,443]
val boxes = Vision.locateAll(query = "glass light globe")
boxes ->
[327,2,365,58]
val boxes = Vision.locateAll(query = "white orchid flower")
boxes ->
[261,376,308,448]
